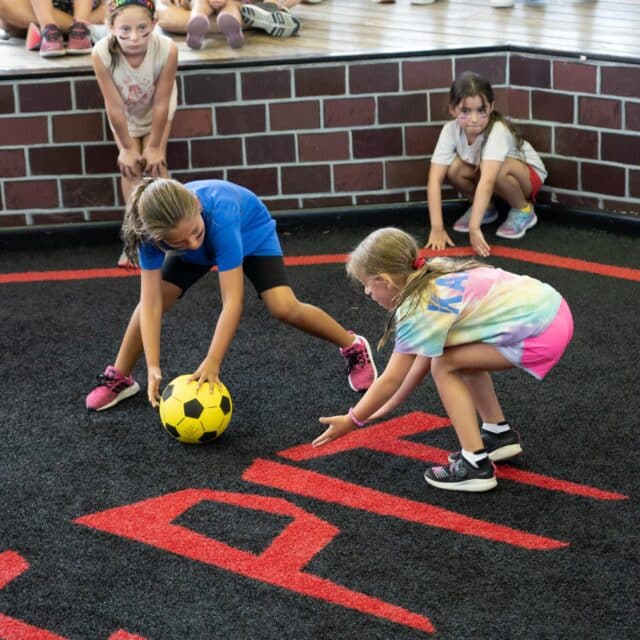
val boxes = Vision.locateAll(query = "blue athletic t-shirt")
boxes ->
[137,180,282,271]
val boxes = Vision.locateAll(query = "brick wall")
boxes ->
[1,50,639,229]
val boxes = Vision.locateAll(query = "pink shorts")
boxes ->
[519,298,574,379]
[528,165,543,203]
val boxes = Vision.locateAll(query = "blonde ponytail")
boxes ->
[346,227,487,347]
[120,177,200,267]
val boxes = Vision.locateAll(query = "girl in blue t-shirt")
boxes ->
[86,178,377,411]
[313,227,573,493]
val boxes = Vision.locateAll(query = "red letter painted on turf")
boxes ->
[242,459,568,550]
[279,412,627,501]
[75,490,435,634]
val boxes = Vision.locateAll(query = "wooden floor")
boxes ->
[0,0,638,77]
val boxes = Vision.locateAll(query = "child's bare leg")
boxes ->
[0,0,39,32]
[446,156,478,200]
[216,0,243,48]
[460,371,505,425]
[71,0,93,22]
[431,344,513,452]
[157,3,207,33]
[114,282,183,376]
[141,121,172,179]
[261,286,355,349]
[493,157,532,209]
[87,1,105,25]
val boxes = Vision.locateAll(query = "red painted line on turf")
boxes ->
[75,489,435,634]
[108,632,150,640]
[0,551,29,589]
[243,459,568,551]
[0,246,638,284]
[278,412,628,501]
[0,615,69,640]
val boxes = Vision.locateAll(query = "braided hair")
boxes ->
[120,177,200,267]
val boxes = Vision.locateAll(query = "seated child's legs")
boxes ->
[493,156,533,209]
[446,155,478,199]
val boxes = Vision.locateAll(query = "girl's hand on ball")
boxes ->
[190,357,221,393]
[147,366,162,407]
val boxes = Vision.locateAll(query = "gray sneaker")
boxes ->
[424,456,497,493]
[453,204,499,232]
[496,208,537,239]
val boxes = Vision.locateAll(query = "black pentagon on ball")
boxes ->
[220,395,231,414]
[199,430,218,443]
[183,398,204,419]
[161,383,174,402]
[164,424,180,439]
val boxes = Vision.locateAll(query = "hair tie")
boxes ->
[412,257,426,270]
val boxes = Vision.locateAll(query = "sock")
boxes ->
[461,448,489,468]
[482,421,511,434]
[519,203,532,214]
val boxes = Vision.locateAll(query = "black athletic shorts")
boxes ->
[162,254,289,297]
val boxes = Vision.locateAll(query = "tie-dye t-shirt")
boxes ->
[394,267,562,363]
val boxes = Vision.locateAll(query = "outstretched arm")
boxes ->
[139,267,165,406]
[313,351,416,447]
[368,355,432,420]
[142,41,178,176]
[468,158,501,257]
[191,265,244,389]
[425,163,455,250]
[92,50,142,179]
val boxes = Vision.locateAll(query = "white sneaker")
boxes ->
[491,0,514,7]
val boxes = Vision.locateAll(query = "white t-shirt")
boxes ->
[94,31,177,138]
[431,120,547,182]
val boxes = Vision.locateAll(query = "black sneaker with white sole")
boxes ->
[448,428,522,464]
[424,456,497,492]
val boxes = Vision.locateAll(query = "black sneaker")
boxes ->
[424,456,497,493]
[448,428,522,464]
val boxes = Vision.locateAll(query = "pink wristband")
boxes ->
[348,407,366,427]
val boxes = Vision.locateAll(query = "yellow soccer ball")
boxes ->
[159,375,233,444]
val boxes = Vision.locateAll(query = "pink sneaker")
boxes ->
[340,334,378,392]
[86,365,140,411]
[39,23,65,57]
[67,20,92,55]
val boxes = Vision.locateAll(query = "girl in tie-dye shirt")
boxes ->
[313,227,573,494]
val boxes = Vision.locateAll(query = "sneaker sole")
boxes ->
[217,14,244,49]
[186,15,209,50]
[66,46,92,55]
[240,4,301,37]
[39,49,66,57]
[448,442,523,464]
[89,381,140,412]
[489,442,523,462]
[424,470,497,492]
[495,214,537,239]
[348,335,378,392]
